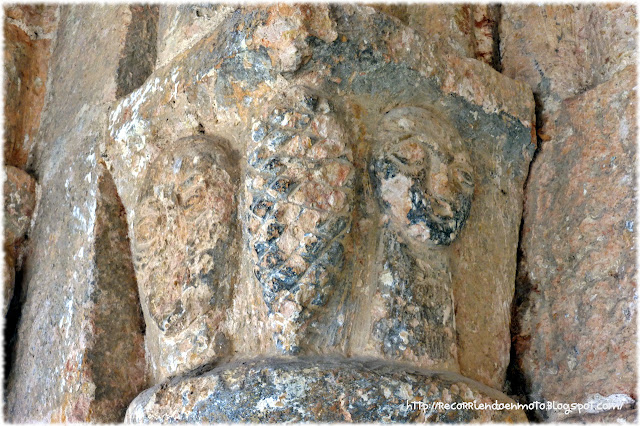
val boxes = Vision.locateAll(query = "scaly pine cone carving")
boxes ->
[245,87,354,354]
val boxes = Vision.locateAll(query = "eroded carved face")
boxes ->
[372,107,474,246]
[133,137,238,335]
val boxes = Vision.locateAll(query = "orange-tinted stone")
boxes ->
[514,66,636,420]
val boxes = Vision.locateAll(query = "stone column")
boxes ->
[103,5,535,422]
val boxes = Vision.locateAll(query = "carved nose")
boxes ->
[431,196,454,218]
[430,167,454,199]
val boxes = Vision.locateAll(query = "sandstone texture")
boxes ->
[371,4,499,68]
[5,5,153,422]
[472,5,500,68]
[3,5,58,168]
[126,357,527,423]
[6,4,633,424]
[156,4,234,68]
[371,4,475,60]
[3,166,37,256]
[134,136,241,384]
[106,4,534,399]
[116,5,158,98]
[565,407,637,423]
[3,165,37,315]
[513,65,637,421]
[501,4,637,123]
[502,4,637,422]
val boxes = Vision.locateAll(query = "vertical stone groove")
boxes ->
[115,5,158,99]
[88,165,146,421]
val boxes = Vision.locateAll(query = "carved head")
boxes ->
[133,136,238,335]
[371,106,474,247]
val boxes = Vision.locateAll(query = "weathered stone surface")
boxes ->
[513,65,637,421]
[134,136,241,383]
[472,5,500,68]
[501,4,637,421]
[3,5,58,168]
[441,55,535,388]
[5,5,59,35]
[106,4,534,394]
[5,4,636,424]
[501,4,637,123]
[3,166,37,251]
[3,166,37,316]
[565,407,637,423]
[6,145,147,423]
[371,4,499,68]
[5,5,151,422]
[125,357,527,422]
[4,252,15,316]
[246,87,355,355]
[116,5,158,98]
[370,4,475,60]
[84,167,147,422]
[156,4,234,68]
[369,106,474,373]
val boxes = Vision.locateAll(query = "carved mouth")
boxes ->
[429,196,455,219]
[406,183,472,246]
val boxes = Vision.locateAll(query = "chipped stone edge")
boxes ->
[127,356,527,417]
[439,55,536,130]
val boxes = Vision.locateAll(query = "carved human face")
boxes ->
[372,107,474,246]
[133,138,237,335]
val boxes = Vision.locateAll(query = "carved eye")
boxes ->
[391,152,409,165]
[383,138,428,178]
[179,170,209,210]
[454,168,474,188]
[182,186,207,209]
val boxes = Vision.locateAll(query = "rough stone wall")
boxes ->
[2,5,56,328]
[3,166,36,316]
[501,4,637,422]
[501,4,637,124]
[4,5,155,422]
[370,3,501,68]
[3,5,58,168]
[514,66,636,422]
[156,4,234,68]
